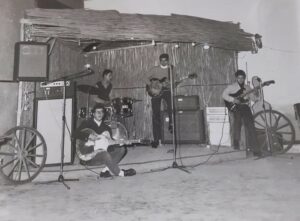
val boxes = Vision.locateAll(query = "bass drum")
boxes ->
[107,121,128,140]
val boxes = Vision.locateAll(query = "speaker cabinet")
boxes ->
[161,110,206,144]
[175,95,199,110]
[34,98,75,166]
[294,103,300,126]
[14,42,49,81]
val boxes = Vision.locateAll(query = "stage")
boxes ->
[1,145,300,221]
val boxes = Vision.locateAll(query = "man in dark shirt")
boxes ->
[74,103,136,178]
[222,70,262,156]
[93,69,113,104]
[146,53,173,148]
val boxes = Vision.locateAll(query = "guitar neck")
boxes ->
[109,139,141,146]
[239,80,274,99]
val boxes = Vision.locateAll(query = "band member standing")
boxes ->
[93,69,113,105]
[146,53,173,148]
[222,70,262,156]
[74,103,136,178]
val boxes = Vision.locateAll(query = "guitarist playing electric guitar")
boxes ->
[145,53,174,148]
[222,70,263,157]
[74,103,136,178]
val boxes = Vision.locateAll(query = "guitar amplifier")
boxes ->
[161,109,206,144]
[174,95,199,111]
[36,81,76,99]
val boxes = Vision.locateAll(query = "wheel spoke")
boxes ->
[259,113,267,124]
[24,134,36,150]
[27,143,43,153]
[0,152,17,157]
[25,157,40,168]
[0,157,18,169]
[274,114,282,128]
[277,131,293,135]
[255,120,266,128]
[7,160,20,178]
[276,123,290,131]
[26,154,44,158]
[13,134,22,151]
[269,111,273,127]
[17,159,23,181]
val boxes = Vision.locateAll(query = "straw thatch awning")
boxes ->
[22,8,256,51]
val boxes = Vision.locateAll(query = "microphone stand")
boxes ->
[41,68,94,189]
[258,79,272,155]
[169,65,190,173]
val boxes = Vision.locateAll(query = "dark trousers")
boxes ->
[151,90,172,141]
[232,105,260,152]
[86,146,127,175]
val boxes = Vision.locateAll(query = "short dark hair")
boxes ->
[102,69,112,77]
[91,103,106,114]
[235,70,246,78]
[159,53,169,61]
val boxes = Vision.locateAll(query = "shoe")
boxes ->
[100,170,112,178]
[151,140,159,148]
[122,168,136,176]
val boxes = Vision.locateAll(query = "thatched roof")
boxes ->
[22,8,256,51]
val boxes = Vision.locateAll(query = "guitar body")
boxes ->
[224,80,275,112]
[146,73,197,97]
[76,128,149,161]
[146,78,169,97]
[224,88,249,112]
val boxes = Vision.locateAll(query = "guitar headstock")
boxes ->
[263,80,275,86]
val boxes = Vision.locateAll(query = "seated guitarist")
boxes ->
[146,53,173,148]
[222,70,262,156]
[74,103,136,178]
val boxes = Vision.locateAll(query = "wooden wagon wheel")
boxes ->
[253,110,295,154]
[0,126,47,184]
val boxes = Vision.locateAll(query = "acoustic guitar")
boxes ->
[224,80,275,112]
[76,128,149,161]
[146,73,197,97]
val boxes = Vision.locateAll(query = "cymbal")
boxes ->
[77,84,100,94]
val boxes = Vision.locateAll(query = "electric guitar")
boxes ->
[76,128,149,161]
[146,73,197,97]
[224,80,275,112]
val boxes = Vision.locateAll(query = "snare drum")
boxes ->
[112,97,133,118]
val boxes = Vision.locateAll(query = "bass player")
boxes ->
[74,103,136,178]
[145,53,173,148]
[222,69,262,156]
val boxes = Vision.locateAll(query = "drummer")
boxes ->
[92,69,113,105]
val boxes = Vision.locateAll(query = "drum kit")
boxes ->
[77,84,142,139]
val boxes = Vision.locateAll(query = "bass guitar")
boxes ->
[146,73,197,97]
[76,128,149,161]
[224,80,275,112]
